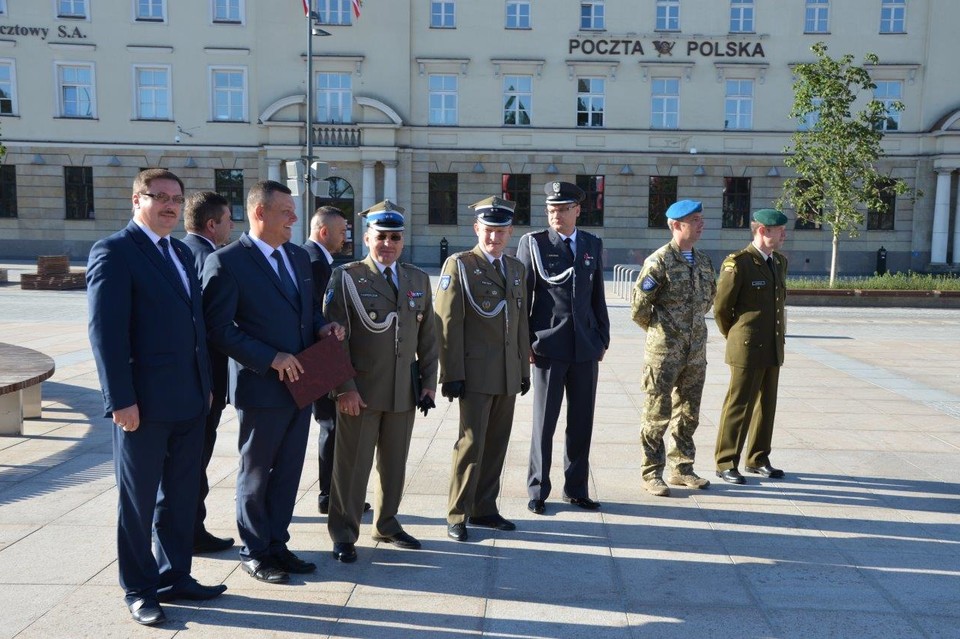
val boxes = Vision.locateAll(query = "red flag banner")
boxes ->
[302,0,310,17]
[352,0,362,19]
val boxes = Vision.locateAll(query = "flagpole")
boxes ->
[304,0,314,236]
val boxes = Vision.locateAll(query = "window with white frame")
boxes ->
[134,65,170,120]
[506,0,530,29]
[57,63,96,118]
[804,0,829,33]
[316,72,352,123]
[651,77,679,129]
[656,0,679,31]
[724,79,753,130]
[580,1,604,30]
[317,0,352,25]
[428,74,457,125]
[58,0,87,18]
[0,60,17,116]
[135,0,165,21]
[880,0,905,33]
[431,1,455,28]
[576,77,604,127]
[503,74,532,126]
[213,0,243,23]
[730,0,754,33]
[874,80,902,131]
[210,67,247,121]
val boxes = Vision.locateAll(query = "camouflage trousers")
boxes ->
[639,348,707,480]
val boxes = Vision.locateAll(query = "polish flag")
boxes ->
[302,0,310,17]
[352,0,362,19]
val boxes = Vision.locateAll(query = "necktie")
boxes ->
[157,237,186,292]
[271,249,299,302]
[766,255,775,275]
[493,258,505,284]
[384,266,399,298]
[563,237,575,260]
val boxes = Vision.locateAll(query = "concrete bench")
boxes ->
[0,342,56,436]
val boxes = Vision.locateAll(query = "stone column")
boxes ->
[362,161,376,210]
[267,158,282,182]
[952,180,960,265]
[383,161,398,202]
[931,169,952,264]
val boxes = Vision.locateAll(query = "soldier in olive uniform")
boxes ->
[435,197,530,542]
[632,200,716,497]
[713,209,788,485]
[323,201,439,562]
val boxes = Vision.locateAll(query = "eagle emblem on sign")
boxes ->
[652,40,675,57]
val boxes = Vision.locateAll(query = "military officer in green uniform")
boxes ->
[435,196,530,542]
[632,200,716,497]
[713,208,788,484]
[323,201,439,562]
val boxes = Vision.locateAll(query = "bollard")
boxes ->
[876,245,887,276]
[439,237,449,263]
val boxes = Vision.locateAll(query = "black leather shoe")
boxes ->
[158,579,227,603]
[447,522,468,541]
[241,558,289,584]
[128,598,165,626]
[716,468,746,484]
[372,530,422,550]
[332,542,357,563]
[273,549,316,574]
[193,530,234,554]
[562,495,601,510]
[746,463,785,479]
[468,514,516,531]
[527,499,545,515]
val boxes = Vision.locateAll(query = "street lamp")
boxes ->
[304,4,332,227]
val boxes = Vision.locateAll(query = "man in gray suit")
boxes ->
[517,181,610,515]
[182,191,235,554]
[202,181,344,585]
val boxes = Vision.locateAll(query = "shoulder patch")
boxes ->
[324,288,334,305]
[439,274,452,290]
[640,275,659,292]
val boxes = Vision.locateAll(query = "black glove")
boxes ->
[520,378,530,396]
[441,381,465,401]
[417,395,436,416]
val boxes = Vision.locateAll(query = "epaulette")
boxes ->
[721,250,744,272]
[450,251,472,260]
[399,261,429,275]
[341,260,364,270]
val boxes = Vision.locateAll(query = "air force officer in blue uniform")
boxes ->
[517,181,610,515]
[202,181,344,585]
[87,169,226,627]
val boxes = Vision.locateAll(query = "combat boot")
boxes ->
[668,472,711,489]
[643,477,671,497]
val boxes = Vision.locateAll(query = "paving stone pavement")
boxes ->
[1,263,959,639]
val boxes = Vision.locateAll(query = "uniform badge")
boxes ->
[357,277,368,284]
[440,275,451,290]
[324,289,334,305]
[641,276,659,292]
[369,311,378,320]
[552,182,561,194]
[409,299,416,309]
[514,278,521,286]
[517,298,522,308]
[751,280,767,287]
[482,300,491,310]
[474,268,483,275]
[491,290,499,297]
[416,312,424,322]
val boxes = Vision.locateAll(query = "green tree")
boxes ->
[778,42,916,287]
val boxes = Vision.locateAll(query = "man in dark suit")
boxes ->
[302,205,358,515]
[714,209,789,484]
[517,181,610,515]
[202,181,344,584]
[182,191,235,554]
[87,169,226,627]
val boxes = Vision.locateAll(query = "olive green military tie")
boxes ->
[493,257,505,285]
[384,266,399,298]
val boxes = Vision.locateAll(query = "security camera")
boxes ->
[175,135,181,144]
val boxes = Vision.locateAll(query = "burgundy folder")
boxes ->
[283,336,356,409]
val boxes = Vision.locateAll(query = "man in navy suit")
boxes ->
[182,191,235,554]
[517,181,611,515]
[87,169,227,627]
[202,181,344,585]
[302,205,363,515]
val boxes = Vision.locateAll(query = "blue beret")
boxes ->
[752,209,788,227]
[666,200,703,220]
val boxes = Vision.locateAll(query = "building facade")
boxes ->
[2,0,960,273]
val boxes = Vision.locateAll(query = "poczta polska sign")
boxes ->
[569,37,766,58]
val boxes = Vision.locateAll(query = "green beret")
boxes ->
[752,209,787,227]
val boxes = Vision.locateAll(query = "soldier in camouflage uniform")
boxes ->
[631,200,716,496]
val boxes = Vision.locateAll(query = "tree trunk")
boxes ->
[829,231,840,287]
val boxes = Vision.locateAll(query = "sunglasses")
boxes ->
[374,233,403,242]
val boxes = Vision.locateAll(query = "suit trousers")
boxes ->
[194,398,224,537]
[527,357,599,501]
[447,391,516,524]
[235,405,311,561]
[328,408,415,543]
[316,416,336,495]
[715,365,781,470]
[113,415,203,602]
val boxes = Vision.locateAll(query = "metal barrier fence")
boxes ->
[612,263,644,300]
